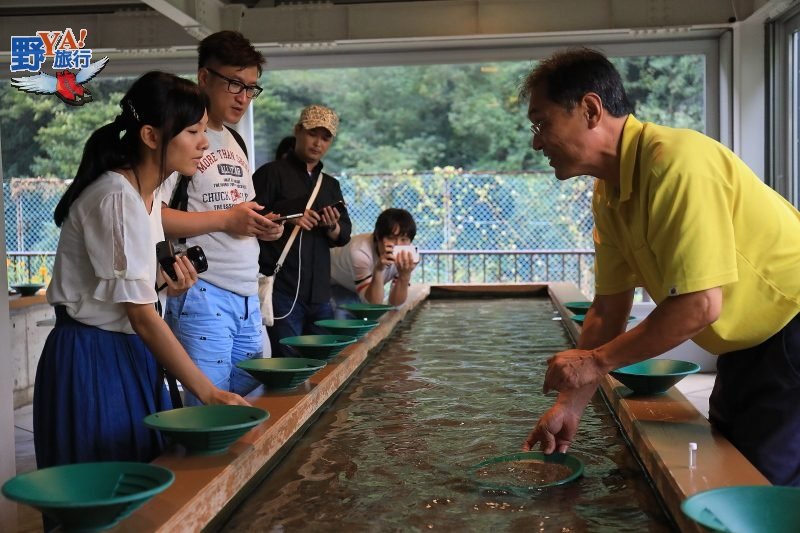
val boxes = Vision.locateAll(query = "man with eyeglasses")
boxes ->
[161,31,283,405]
[521,48,800,487]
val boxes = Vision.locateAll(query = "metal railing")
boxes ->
[6,251,56,286]
[6,250,596,296]
[415,249,594,295]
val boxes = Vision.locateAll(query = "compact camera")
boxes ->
[155,240,208,281]
[391,244,420,263]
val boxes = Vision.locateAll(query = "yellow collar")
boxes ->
[598,114,643,206]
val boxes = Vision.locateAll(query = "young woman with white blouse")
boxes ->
[34,71,250,469]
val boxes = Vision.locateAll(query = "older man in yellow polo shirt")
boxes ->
[521,48,800,486]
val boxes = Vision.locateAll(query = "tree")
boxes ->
[615,55,705,131]
[0,86,61,177]
[31,97,121,178]
[3,55,706,260]
[252,61,544,174]
[1,77,132,178]
[4,56,705,179]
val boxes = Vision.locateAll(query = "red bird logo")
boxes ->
[11,57,109,106]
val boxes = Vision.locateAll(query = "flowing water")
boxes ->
[223,298,673,532]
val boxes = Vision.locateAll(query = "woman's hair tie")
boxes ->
[123,99,141,123]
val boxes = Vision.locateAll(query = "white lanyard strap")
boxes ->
[274,173,323,274]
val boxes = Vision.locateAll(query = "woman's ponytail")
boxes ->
[53,101,140,226]
[53,73,206,226]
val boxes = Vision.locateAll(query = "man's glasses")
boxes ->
[529,120,545,137]
[206,68,263,99]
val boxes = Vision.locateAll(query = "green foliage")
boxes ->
[31,97,121,177]
[614,55,706,131]
[0,77,132,178]
[252,61,546,172]
[0,86,61,177]
[251,55,704,175]
[6,254,53,285]
[3,56,705,180]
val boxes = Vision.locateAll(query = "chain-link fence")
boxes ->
[4,171,596,295]
[4,178,64,287]
[342,168,595,294]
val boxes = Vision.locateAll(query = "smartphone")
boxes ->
[391,244,420,263]
[316,200,346,214]
[273,213,303,223]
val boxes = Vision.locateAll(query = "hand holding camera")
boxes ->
[156,240,208,287]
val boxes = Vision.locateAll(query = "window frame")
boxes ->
[767,5,800,207]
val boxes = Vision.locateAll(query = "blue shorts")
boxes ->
[165,279,262,405]
[709,312,800,486]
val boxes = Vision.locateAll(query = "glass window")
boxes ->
[2,41,718,296]
[768,7,800,208]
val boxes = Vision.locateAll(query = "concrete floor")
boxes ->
[12,403,39,533]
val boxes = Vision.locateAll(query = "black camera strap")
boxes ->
[153,294,183,408]
[157,365,183,409]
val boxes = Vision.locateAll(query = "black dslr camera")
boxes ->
[155,240,208,281]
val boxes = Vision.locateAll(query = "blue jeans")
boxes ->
[165,279,262,405]
[267,289,333,357]
[330,284,362,320]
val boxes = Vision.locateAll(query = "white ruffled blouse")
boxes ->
[47,171,159,334]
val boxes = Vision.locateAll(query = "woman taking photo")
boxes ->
[34,71,249,470]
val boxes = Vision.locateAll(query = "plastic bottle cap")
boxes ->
[689,442,697,450]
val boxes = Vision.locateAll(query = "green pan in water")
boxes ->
[339,303,396,320]
[143,405,268,455]
[10,283,44,297]
[1,461,174,531]
[682,485,800,532]
[469,451,584,496]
